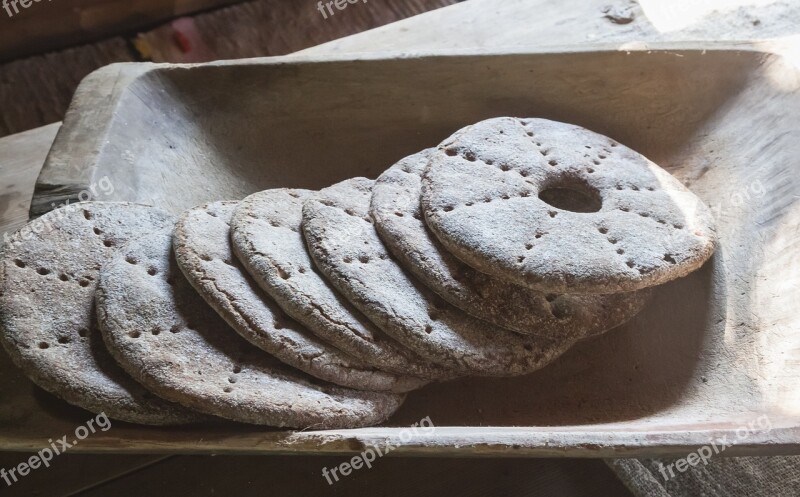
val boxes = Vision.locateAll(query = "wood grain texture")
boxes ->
[135,0,460,62]
[0,452,167,497]
[307,0,800,55]
[0,0,245,62]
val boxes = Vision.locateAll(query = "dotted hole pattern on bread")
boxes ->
[422,117,717,294]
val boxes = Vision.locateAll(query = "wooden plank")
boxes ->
[0,0,244,62]
[76,455,632,497]
[305,0,653,55]
[307,0,800,55]
[135,0,458,62]
[0,452,167,496]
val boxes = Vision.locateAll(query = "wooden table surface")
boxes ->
[1,0,799,495]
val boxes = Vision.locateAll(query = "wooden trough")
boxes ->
[2,42,798,457]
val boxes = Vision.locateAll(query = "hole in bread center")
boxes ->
[538,179,602,213]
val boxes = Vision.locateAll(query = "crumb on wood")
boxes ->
[602,3,637,25]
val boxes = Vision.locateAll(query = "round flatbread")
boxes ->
[230,190,452,380]
[97,232,406,429]
[174,201,425,393]
[302,178,579,376]
[0,202,204,425]
[421,117,717,294]
[371,149,649,339]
